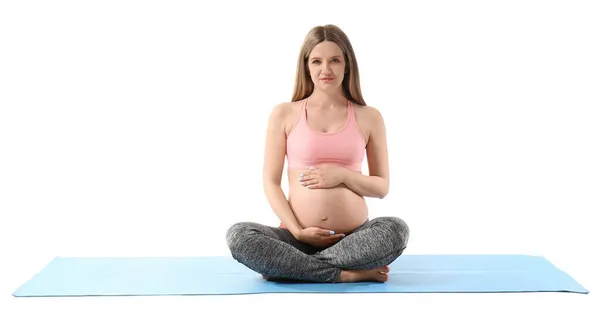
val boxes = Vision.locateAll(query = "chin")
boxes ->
[319,82,339,88]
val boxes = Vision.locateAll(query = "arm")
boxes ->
[263,103,304,237]
[342,107,390,199]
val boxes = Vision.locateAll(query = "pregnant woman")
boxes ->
[226,24,410,283]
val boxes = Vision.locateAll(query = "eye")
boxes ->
[310,58,341,64]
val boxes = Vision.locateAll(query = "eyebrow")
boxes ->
[310,55,343,60]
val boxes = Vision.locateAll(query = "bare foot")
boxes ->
[337,266,390,283]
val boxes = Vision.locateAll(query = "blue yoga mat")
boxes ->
[12,254,588,296]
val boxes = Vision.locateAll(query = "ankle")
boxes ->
[336,270,353,283]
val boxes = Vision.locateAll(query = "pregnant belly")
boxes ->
[287,170,368,233]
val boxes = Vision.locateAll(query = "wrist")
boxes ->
[289,224,304,239]
[340,167,353,184]
[292,229,304,241]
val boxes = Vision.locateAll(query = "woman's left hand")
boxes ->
[298,164,347,189]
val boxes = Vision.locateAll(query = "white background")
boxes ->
[1,0,598,315]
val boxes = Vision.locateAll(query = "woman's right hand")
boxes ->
[295,227,345,248]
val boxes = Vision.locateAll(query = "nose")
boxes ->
[321,61,333,73]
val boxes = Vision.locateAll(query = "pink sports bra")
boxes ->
[286,98,366,172]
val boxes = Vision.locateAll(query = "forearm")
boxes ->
[342,170,389,199]
[263,182,303,236]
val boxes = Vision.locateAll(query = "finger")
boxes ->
[299,173,319,183]
[298,178,315,185]
[309,181,325,189]
[301,168,316,175]
[298,174,315,182]
[302,179,319,188]
[316,229,336,237]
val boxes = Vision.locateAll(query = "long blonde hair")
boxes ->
[291,25,366,106]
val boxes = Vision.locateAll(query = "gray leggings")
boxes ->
[225,216,410,283]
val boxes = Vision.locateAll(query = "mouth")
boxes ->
[320,78,334,82]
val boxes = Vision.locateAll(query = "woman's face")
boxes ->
[307,41,346,90]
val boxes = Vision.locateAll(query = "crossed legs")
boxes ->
[225,216,410,283]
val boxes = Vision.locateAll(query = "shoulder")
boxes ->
[269,101,290,117]
[268,101,291,122]
[268,100,303,134]
[354,104,385,126]
[270,100,303,116]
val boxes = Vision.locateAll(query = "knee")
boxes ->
[377,216,410,249]
[225,222,255,251]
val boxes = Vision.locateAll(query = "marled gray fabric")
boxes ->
[226,216,409,283]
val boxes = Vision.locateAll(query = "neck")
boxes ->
[308,89,347,108]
